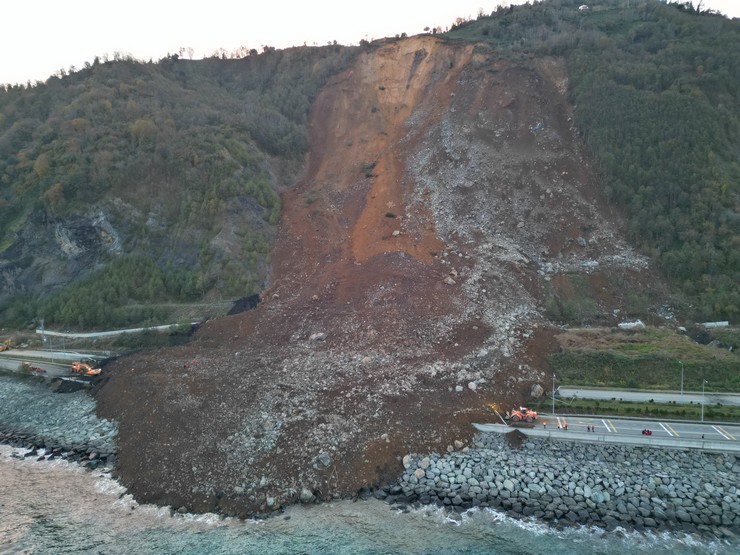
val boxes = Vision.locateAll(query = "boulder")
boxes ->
[530,383,544,399]
[316,452,332,467]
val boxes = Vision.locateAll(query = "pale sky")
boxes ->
[1,0,738,86]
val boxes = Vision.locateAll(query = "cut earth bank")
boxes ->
[93,35,667,519]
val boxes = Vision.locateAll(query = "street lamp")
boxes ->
[701,379,708,422]
[552,373,555,416]
[679,360,684,396]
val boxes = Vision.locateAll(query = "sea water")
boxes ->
[0,371,735,554]
[0,446,733,555]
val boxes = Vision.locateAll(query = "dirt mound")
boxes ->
[504,429,528,449]
[95,36,663,517]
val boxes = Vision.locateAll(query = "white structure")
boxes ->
[618,320,646,330]
[702,321,729,329]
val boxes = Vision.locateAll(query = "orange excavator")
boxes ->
[71,361,102,376]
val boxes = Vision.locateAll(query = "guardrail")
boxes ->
[36,322,200,339]
[472,423,740,454]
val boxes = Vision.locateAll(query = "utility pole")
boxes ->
[679,360,684,396]
[552,373,555,416]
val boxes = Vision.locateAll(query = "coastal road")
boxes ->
[0,349,106,377]
[0,356,72,377]
[538,414,739,443]
[0,349,105,363]
[36,322,199,339]
[559,386,740,407]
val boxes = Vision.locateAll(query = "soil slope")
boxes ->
[96,36,661,516]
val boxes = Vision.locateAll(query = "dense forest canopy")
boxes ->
[446,0,739,321]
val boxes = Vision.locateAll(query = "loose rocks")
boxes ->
[392,433,740,539]
[0,374,117,469]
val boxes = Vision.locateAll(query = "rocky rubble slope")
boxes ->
[95,36,668,517]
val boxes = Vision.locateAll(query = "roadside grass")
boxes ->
[550,327,740,392]
[532,397,740,423]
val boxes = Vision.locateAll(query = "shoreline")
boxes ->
[385,430,739,541]
[2,424,739,542]
[0,430,116,470]
[1,367,738,535]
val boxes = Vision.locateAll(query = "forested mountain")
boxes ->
[447,0,739,321]
[0,46,358,328]
[0,0,737,329]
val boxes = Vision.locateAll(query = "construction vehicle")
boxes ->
[21,361,45,374]
[504,406,538,423]
[0,339,11,352]
[71,361,102,376]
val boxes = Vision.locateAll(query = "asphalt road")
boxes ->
[559,386,740,407]
[0,349,104,377]
[36,322,198,339]
[538,414,739,443]
[0,356,71,377]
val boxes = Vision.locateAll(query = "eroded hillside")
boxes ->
[96,36,665,516]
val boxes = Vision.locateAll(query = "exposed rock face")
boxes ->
[0,208,125,298]
[95,36,665,517]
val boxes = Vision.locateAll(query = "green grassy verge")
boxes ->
[550,328,740,392]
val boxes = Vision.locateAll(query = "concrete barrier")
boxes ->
[472,422,740,454]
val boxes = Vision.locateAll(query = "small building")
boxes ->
[702,321,729,329]
[618,320,646,330]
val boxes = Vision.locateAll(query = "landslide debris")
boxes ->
[96,36,665,516]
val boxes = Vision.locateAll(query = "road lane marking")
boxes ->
[664,423,679,437]
[716,426,736,441]
[713,426,733,440]
[659,423,674,437]
[601,419,617,433]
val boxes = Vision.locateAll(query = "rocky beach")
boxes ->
[0,374,117,469]
[388,431,740,540]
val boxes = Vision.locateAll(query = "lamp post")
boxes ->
[701,379,707,422]
[552,373,555,416]
[679,360,684,396]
